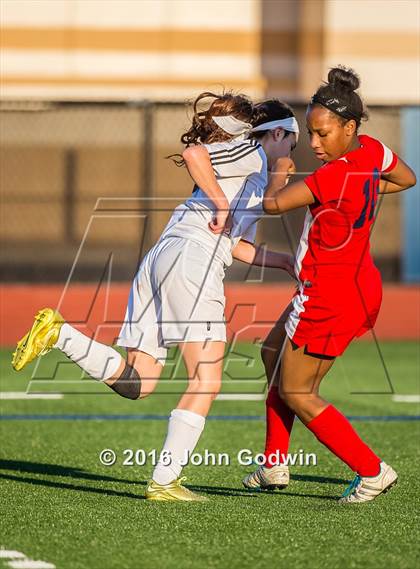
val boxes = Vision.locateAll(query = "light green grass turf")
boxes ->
[1,342,419,569]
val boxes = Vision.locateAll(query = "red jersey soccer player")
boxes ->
[243,66,416,503]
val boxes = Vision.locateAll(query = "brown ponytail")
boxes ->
[168,91,253,166]
[181,91,253,146]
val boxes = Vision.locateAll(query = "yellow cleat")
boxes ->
[145,477,208,502]
[12,308,64,372]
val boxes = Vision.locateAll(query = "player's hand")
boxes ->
[209,206,231,234]
[285,159,296,184]
[272,157,296,176]
[268,158,296,192]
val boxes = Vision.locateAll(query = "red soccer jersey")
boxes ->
[295,134,398,283]
[285,135,398,357]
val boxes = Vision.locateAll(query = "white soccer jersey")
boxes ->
[118,139,267,356]
[160,138,268,266]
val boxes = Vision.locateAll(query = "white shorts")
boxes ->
[117,236,227,361]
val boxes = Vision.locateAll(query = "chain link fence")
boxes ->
[0,101,402,282]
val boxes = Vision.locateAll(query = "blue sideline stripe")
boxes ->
[402,106,420,282]
[0,414,419,422]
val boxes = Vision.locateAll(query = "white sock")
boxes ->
[152,409,206,485]
[56,323,123,382]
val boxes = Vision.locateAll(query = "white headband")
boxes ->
[211,115,299,142]
[211,115,252,137]
[251,117,300,141]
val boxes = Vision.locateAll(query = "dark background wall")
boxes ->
[0,101,402,283]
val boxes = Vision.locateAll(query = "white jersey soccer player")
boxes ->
[12,93,299,502]
[117,137,268,357]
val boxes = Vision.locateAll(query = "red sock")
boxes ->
[306,405,381,476]
[264,386,295,467]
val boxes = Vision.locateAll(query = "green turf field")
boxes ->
[1,342,419,569]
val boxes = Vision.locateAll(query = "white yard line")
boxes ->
[392,394,420,403]
[0,549,55,569]
[8,561,55,569]
[0,392,63,400]
[0,551,26,559]
[216,394,265,401]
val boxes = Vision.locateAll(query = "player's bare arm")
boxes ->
[182,144,229,233]
[232,239,296,279]
[263,157,315,214]
[379,157,417,194]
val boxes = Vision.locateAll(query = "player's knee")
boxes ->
[208,378,222,399]
[192,376,222,399]
[109,362,141,400]
[279,391,301,413]
[280,391,319,415]
[211,380,222,399]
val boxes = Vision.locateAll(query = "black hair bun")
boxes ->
[328,66,360,92]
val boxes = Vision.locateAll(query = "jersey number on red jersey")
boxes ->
[353,168,380,229]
